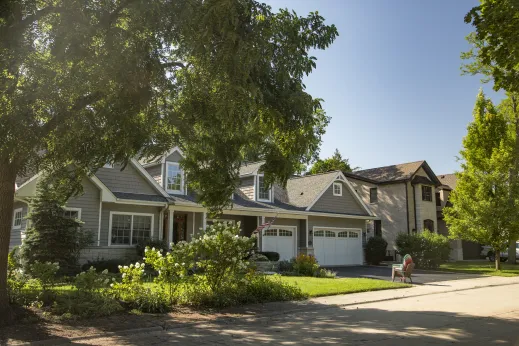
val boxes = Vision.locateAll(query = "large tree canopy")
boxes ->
[444,91,519,270]
[463,0,519,262]
[0,0,337,322]
[307,149,354,175]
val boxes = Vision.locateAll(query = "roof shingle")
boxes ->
[346,161,425,183]
[239,161,264,176]
[286,171,339,208]
[437,174,457,190]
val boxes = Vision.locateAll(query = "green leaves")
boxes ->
[308,149,354,175]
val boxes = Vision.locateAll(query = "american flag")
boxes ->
[252,216,277,234]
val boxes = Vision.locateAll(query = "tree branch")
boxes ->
[161,62,186,69]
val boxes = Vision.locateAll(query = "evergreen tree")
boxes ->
[444,91,519,270]
[20,179,92,275]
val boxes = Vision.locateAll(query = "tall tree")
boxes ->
[307,149,355,175]
[444,91,518,270]
[463,0,519,262]
[0,0,337,323]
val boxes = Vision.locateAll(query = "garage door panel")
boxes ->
[262,227,296,261]
[313,228,362,266]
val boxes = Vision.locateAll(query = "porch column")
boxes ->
[168,209,174,249]
[260,216,265,251]
[192,212,195,237]
[202,211,207,230]
[158,210,163,241]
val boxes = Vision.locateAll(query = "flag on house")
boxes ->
[252,216,277,235]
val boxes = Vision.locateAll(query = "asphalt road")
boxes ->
[330,265,484,284]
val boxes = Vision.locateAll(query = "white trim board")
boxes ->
[130,158,171,198]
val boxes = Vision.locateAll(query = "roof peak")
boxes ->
[354,160,425,173]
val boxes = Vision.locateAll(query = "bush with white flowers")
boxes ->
[74,267,115,294]
[111,262,145,302]
[143,245,194,304]
[191,221,255,293]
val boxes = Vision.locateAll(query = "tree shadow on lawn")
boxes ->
[2,299,519,345]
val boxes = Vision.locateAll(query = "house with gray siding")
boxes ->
[10,147,376,266]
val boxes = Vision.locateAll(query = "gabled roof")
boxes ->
[437,173,457,190]
[345,160,441,186]
[239,161,264,176]
[286,171,339,208]
[138,147,184,167]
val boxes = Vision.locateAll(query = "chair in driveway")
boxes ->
[392,254,414,283]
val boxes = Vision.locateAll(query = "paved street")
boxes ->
[331,265,483,284]
[72,277,519,345]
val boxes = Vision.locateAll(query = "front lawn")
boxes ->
[438,261,519,277]
[275,276,411,297]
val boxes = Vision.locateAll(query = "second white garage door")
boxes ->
[313,228,362,266]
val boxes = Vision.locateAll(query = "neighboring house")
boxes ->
[344,160,441,259]
[9,148,376,266]
[436,173,480,260]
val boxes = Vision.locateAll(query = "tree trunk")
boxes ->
[495,248,502,271]
[0,162,17,326]
[509,238,517,264]
[509,94,519,265]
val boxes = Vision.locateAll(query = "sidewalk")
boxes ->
[7,275,519,345]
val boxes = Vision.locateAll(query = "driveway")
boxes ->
[330,265,483,284]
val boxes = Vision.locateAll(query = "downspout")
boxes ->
[405,182,410,235]
[412,183,417,232]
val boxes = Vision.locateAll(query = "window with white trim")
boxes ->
[166,162,184,194]
[349,231,359,238]
[63,208,81,220]
[110,213,153,245]
[12,208,22,229]
[325,230,336,237]
[264,228,277,236]
[333,182,342,196]
[278,229,293,237]
[314,230,324,237]
[257,175,271,202]
[338,231,348,238]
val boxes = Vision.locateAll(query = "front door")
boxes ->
[173,213,188,243]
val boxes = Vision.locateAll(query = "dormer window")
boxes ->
[257,174,271,202]
[333,182,342,196]
[166,162,184,194]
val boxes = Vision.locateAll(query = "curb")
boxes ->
[23,279,519,345]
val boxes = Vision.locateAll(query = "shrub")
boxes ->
[130,288,170,313]
[293,254,320,276]
[257,252,280,262]
[316,268,336,278]
[395,231,451,269]
[51,293,123,318]
[81,259,132,273]
[136,238,168,257]
[29,261,59,291]
[365,236,388,265]
[278,260,294,273]
[249,253,269,262]
[111,262,145,302]
[20,181,93,275]
[191,222,255,293]
[144,245,194,304]
[74,267,115,293]
[181,274,306,308]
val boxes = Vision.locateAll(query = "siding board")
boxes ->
[310,182,366,215]
[96,163,156,195]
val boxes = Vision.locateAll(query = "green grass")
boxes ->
[274,276,411,297]
[438,261,519,277]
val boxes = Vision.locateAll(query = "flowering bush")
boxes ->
[191,222,255,293]
[144,245,194,304]
[293,254,319,276]
[74,267,115,294]
[111,262,145,302]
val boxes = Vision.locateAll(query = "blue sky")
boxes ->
[263,0,503,175]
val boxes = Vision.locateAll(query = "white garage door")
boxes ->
[262,226,296,261]
[313,228,362,266]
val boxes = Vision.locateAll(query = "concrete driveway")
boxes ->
[329,265,483,284]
